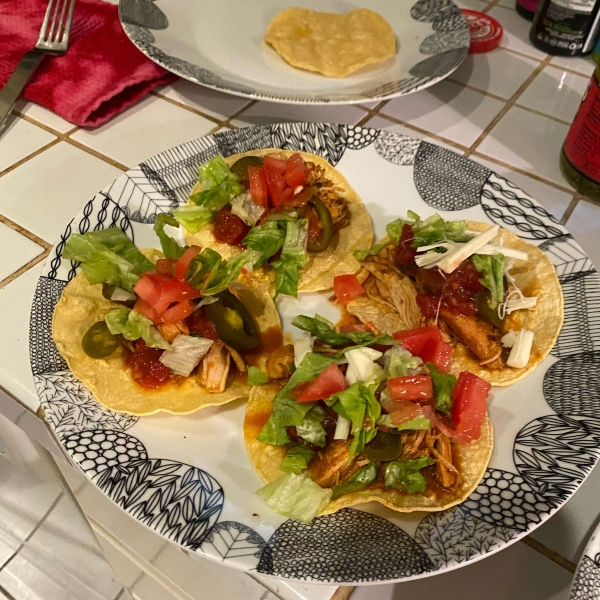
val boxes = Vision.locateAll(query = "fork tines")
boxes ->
[36,0,76,52]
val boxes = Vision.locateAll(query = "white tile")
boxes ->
[71,95,218,167]
[449,48,539,99]
[152,544,278,600]
[53,454,88,495]
[489,6,548,60]
[230,101,369,127]
[156,80,251,120]
[564,199,600,270]
[131,574,180,600]
[551,54,597,77]
[0,115,56,173]
[365,115,466,153]
[0,142,122,243]
[0,263,41,411]
[477,105,570,185]
[518,65,590,122]
[14,100,76,134]
[379,79,505,147]
[76,483,166,562]
[0,455,61,543]
[117,590,135,600]
[27,494,122,600]
[530,459,600,564]
[0,524,20,569]
[455,0,490,9]
[470,154,574,219]
[498,0,517,8]
[96,535,143,589]
[351,541,571,600]
[254,575,339,600]
[0,223,43,282]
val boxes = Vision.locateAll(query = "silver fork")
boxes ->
[0,0,76,135]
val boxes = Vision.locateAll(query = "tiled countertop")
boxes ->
[1,0,600,598]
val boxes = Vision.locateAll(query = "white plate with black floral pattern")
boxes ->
[570,521,600,599]
[30,123,600,585]
[118,0,470,104]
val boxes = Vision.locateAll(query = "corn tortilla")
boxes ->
[264,8,396,78]
[186,149,373,293]
[244,383,493,514]
[52,250,281,416]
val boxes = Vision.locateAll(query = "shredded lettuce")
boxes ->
[247,366,269,386]
[345,347,384,386]
[387,211,471,248]
[256,472,332,523]
[427,363,456,416]
[377,414,431,431]
[242,221,285,268]
[472,254,506,309]
[325,382,381,456]
[280,445,315,475]
[272,219,309,298]
[384,457,435,494]
[63,228,153,292]
[231,191,265,226]
[296,404,326,447]
[105,308,171,350]
[190,156,245,212]
[331,461,377,499]
[257,353,336,445]
[153,213,186,260]
[201,250,261,296]
[267,208,298,222]
[384,346,424,378]
[172,205,214,235]
[353,240,389,261]
[292,315,375,347]
[187,248,222,288]
[159,335,213,376]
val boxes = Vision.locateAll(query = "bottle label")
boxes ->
[564,76,600,182]
[553,0,594,13]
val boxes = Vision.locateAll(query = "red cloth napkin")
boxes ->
[0,0,177,127]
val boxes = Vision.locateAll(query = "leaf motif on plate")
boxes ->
[200,521,267,568]
[374,131,422,166]
[570,554,600,600]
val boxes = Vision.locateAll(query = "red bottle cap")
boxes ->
[461,10,504,53]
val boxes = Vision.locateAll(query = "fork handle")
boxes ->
[0,50,45,135]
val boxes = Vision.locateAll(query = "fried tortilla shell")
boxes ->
[244,383,493,514]
[52,250,281,416]
[186,149,373,293]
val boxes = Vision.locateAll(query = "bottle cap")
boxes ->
[461,10,504,53]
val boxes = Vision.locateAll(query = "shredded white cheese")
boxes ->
[333,416,351,440]
[506,329,534,368]
[501,329,518,348]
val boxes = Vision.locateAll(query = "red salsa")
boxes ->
[187,307,218,340]
[213,208,250,245]
[125,340,171,389]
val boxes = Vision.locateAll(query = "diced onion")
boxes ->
[110,287,137,302]
[159,335,214,376]
[506,329,534,369]
[505,296,538,314]
[333,416,351,440]
[193,296,219,311]
[345,347,383,384]
[501,329,518,348]
[294,334,314,368]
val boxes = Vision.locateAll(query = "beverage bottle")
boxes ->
[530,0,600,56]
[516,0,540,21]
[560,61,600,201]
[594,34,600,60]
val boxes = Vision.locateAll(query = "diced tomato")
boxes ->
[394,325,441,356]
[173,245,201,281]
[156,258,176,277]
[161,300,196,324]
[284,153,309,188]
[333,274,365,306]
[213,208,250,246]
[393,325,442,342]
[381,398,431,425]
[296,364,348,402]
[133,299,160,323]
[248,166,269,208]
[420,337,453,373]
[263,155,288,172]
[186,307,218,340]
[387,375,433,401]
[395,224,418,265]
[451,372,491,444]
[290,185,316,207]
[263,164,287,209]
[416,293,441,319]
[134,272,201,315]
[339,323,371,333]
[280,187,294,205]
[306,205,320,242]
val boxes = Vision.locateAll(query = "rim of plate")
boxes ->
[29,123,600,585]
[118,0,470,104]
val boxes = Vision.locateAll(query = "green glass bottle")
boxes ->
[560,61,600,202]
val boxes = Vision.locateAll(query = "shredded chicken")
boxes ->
[361,260,421,329]
[198,340,230,393]
[424,429,461,490]
[156,321,190,343]
[309,440,355,487]
[312,339,339,356]
[265,344,294,379]
[306,162,350,230]
[400,430,430,460]
[224,344,246,372]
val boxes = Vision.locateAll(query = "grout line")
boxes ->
[513,102,572,125]
[150,90,225,127]
[331,586,356,600]
[0,249,49,291]
[225,99,258,124]
[64,138,129,171]
[0,582,18,600]
[482,0,504,13]
[545,61,596,78]
[444,77,509,102]
[0,213,51,249]
[357,112,376,127]
[522,536,577,573]
[0,138,61,179]
[561,195,581,224]
[466,55,553,156]
[12,112,67,138]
